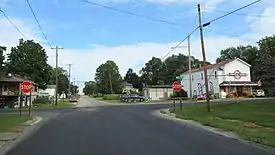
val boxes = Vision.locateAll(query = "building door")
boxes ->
[237,87,242,96]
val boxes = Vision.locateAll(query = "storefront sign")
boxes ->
[229,70,247,79]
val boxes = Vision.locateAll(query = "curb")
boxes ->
[0,116,43,155]
[158,108,239,140]
[157,109,275,154]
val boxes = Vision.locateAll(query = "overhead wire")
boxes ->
[77,0,188,28]
[203,0,262,26]
[203,8,275,19]
[26,0,53,48]
[0,8,27,39]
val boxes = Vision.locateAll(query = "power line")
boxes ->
[77,0,187,28]
[203,8,275,19]
[26,0,53,48]
[161,26,199,61]
[203,0,261,26]
[0,8,27,39]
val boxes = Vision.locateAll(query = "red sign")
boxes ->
[20,81,33,93]
[172,81,182,92]
[229,70,247,79]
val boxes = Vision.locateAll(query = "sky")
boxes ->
[0,0,275,91]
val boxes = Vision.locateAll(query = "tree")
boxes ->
[5,39,51,89]
[0,46,6,76]
[124,68,142,90]
[83,81,96,95]
[140,54,210,86]
[48,67,70,94]
[95,60,122,94]
[70,83,79,94]
[255,35,275,96]
[140,57,166,85]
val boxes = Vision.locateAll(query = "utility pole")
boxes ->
[108,73,113,94]
[67,64,72,96]
[73,78,76,95]
[51,46,64,105]
[198,4,211,112]
[188,34,193,106]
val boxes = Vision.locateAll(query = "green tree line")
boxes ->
[0,39,78,94]
[84,35,275,96]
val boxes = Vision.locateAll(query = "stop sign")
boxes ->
[172,81,182,92]
[20,81,33,93]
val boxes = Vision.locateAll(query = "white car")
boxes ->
[252,89,265,97]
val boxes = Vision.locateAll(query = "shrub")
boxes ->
[102,94,120,100]
[226,94,230,98]
[248,93,255,98]
[33,96,51,104]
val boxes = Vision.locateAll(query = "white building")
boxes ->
[180,58,259,98]
[143,85,173,100]
[38,85,56,97]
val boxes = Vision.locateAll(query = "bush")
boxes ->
[248,93,256,98]
[33,96,51,104]
[102,94,119,100]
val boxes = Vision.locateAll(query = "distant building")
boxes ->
[38,85,56,97]
[122,81,138,93]
[180,58,259,99]
[143,85,173,100]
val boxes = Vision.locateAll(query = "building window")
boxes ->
[215,71,217,79]
[192,75,194,81]
[201,73,203,80]
[3,85,8,91]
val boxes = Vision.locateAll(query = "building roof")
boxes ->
[47,85,56,89]
[147,85,172,88]
[182,58,250,75]
[0,73,37,85]
[220,81,258,86]
[122,81,133,87]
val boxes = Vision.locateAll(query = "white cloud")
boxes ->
[1,0,275,93]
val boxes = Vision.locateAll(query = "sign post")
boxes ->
[20,81,33,116]
[172,81,182,111]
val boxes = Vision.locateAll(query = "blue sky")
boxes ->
[0,0,275,89]
[1,0,265,48]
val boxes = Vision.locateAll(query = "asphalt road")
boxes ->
[5,96,275,155]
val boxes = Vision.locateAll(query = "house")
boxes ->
[180,58,259,99]
[0,73,38,108]
[38,85,56,97]
[122,81,138,93]
[143,85,173,100]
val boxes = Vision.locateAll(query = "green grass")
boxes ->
[33,100,76,109]
[172,101,275,147]
[0,114,32,132]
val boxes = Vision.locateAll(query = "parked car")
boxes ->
[120,94,145,102]
[69,95,78,102]
[252,89,265,97]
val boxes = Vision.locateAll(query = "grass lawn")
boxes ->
[0,114,32,132]
[172,101,275,147]
[33,99,76,109]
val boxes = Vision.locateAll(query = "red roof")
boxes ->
[183,59,232,74]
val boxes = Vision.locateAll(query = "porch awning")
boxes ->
[220,81,259,86]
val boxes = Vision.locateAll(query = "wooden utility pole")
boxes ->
[198,4,211,112]
[67,64,72,95]
[188,34,193,106]
[51,46,64,105]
